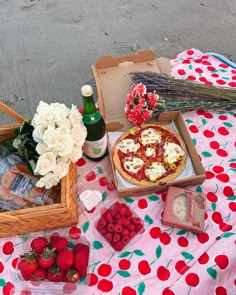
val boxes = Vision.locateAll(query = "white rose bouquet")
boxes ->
[11,101,87,189]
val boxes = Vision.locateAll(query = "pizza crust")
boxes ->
[112,124,187,187]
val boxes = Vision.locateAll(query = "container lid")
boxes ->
[81,85,93,97]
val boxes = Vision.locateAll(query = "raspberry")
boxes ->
[105,233,113,243]
[136,223,144,233]
[100,228,107,235]
[125,208,132,216]
[128,224,135,231]
[113,241,124,251]
[110,208,117,217]
[122,219,130,227]
[119,206,127,216]
[121,229,129,236]
[105,213,113,223]
[132,217,141,224]
[129,231,136,238]
[97,218,107,230]
[114,224,123,233]
[122,236,131,245]
[115,213,121,220]
[117,219,123,225]
[113,234,121,243]
[113,202,120,210]
[107,223,114,232]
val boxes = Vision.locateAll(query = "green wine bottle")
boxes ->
[81,85,107,161]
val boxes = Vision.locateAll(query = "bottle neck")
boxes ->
[82,94,101,124]
[82,95,97,114]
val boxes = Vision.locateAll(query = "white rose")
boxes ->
[37,105,59,126]
[70,145,83,162]
[56,118,71,130]
[36,172,60,189]
[32,124,49,142]
[68,107,84,128]
[34,152,57,176]
[36,142,52,155]
[43,126,59,148]
[70,127,87,146]
[56,134,74,157]
[53,162,69,178]
[51,103,70,118]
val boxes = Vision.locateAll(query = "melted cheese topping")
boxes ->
[118,139,140,153]
[164,142,184,164]
[145,162,166,181]
[123,157,144,174]
[140,128,161,146]
[145,147,156,157]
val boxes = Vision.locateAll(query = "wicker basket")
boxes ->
[0,102,78,237]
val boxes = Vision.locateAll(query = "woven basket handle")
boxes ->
[0,213,19,223]
[0,101,25,124]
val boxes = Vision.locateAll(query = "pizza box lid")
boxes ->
[92,50,206,197]
[92,49,171,132]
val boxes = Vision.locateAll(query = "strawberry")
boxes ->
[73,243,89,255]
[52,237,69,253]
[74,249,89,272]
[30,237,48,254]
[31,267,47,281]
[38,248,55,269]
[65,268,80,283]
[47,266,64,282]
[56,250,74,270]
[18,252,38,281]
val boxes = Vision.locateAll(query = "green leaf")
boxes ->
[227,195,236,200]
[196,186,202,192]
[138,282,145,295]
[222,232,235,238]
[68,241,74,248]
[223,122,233,128]
[192,138,197,146]
[211,202,216,211]
[92,241,103,250]
[82,221,89,233]
[102,192,107,201]
[220,69,227,72]
[0,279,6,287]
[188,65,193,70]
[207,267,217,279]
[22,233,30,242]
[117,270,131,277]
[230,168,236,172]
[177,229,187,235]
[222,76,230,80]
[118,251,132,258]
[148,195,159,201]
[228,158,236,162]
[202,119,207,125]
[218,111,226,114]
[133,249,145,256]
[97,166,103,174]
[156,245,162,259]
[124,197,134,203]
[202,151,212,157]
[144,215,153,225]
[182,252,194,260]
[185,119,193,123]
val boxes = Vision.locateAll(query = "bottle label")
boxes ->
[83,111,101,124]
[84,134,107,159]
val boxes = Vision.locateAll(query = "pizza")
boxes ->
[112,124,187,186]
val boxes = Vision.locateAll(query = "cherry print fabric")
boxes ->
[0,49,235,295]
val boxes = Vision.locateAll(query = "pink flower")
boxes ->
[147,92,159,110]
[125,82,162,126]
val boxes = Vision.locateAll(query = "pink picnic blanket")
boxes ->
[0,49,235,295]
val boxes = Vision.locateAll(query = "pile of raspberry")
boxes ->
[96,202,144,251]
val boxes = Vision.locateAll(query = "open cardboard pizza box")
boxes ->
[92,50,206,197]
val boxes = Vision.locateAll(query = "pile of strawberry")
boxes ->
[17,235,89,283]
[96,201,144,251]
